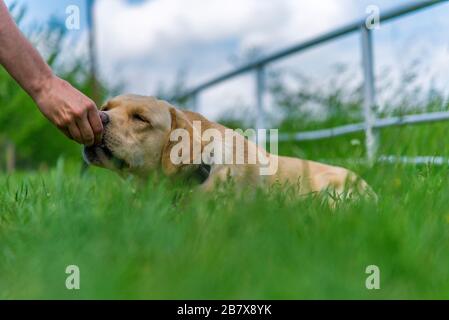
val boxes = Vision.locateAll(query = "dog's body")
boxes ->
[84,95,375,201]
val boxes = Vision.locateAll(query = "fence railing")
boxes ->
[173,0,448,164]
[0,139,16,173]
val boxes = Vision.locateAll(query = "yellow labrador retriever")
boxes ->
[84,94,375,201]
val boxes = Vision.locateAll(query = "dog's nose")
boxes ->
[99,111,110,126]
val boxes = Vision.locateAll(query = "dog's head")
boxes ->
[83,95,201,177]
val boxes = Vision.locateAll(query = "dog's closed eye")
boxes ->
[132,114,151,126]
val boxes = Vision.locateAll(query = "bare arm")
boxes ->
[0,1,102,146]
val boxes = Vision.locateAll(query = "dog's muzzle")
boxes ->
[83,111,128,169]
[83,143,128,170]
[83,143,113,165]
[99,111,109,126]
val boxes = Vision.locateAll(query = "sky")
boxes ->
[4,0,449,120]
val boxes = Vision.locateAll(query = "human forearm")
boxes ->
[0,0,53,100]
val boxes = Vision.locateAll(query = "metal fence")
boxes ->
[174,0,449,164]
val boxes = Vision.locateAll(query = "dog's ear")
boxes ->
[161,107,202,176]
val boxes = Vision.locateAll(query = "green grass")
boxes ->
[1,155,449,299]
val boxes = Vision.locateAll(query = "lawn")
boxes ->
[1,148,449,299]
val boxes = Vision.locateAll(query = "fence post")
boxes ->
[255,65,267,130]
[5,142,15,174]
[361,25,378,164]
[255,65,267,147]
[87,0,100,104]
[189,92,198,112]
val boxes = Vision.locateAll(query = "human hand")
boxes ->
[33,75,103,146]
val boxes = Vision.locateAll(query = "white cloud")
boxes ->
[96,0,354,61]
[91,0,449,120]
[94,0,357,104]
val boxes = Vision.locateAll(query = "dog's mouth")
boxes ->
[83,143,129,170]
